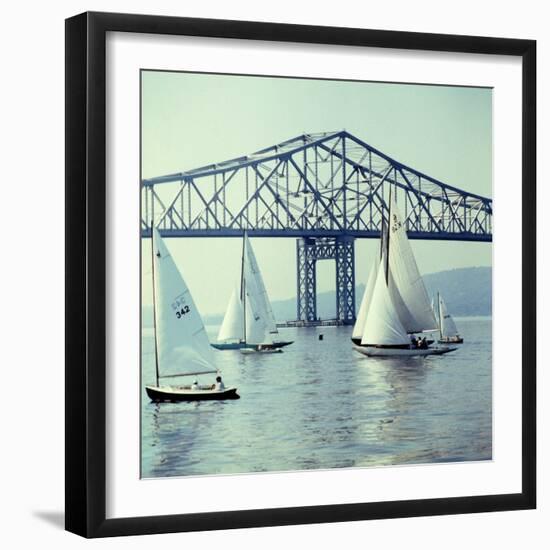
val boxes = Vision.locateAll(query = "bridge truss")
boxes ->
[142,130,492,323]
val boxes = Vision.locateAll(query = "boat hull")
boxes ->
[240,348,283,354]
[145,385,240,402]
[351,337,435,347]
[353,345,457,357]
[212,340,293,350]
[272,341,293,349]
[211,342,254,350]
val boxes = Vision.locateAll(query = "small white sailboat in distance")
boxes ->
[354,190,456,357]
[239,233,283,354]
[436,291,464,344]
[145,227,239,401]
[213,232,291,352]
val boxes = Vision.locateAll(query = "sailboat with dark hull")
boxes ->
[145,384,239,402]
[212,232,292,351]
[145,227,239,402]
[353,191,456,358]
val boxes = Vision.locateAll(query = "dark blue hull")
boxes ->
[146,385,240,402]
[211,342,255,350]
[351,337,435,347]
[211,340,293,350]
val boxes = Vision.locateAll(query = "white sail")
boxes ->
[243,233,279,337]
[152,228,216,378]
[243,262,273,345]
[217,286,244,342]
[438,294,459,338]
[352,261,378,340]
[388,193,437,332]
[361,259,410,346]
[388,269,418,330]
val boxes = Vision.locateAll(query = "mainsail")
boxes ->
[152,227,216,379]
[217,285,244,343]
[387,193,437,332]
[361,259,410,346]
[243,253,273,345]
[438,293,459,338]
[243,233,279,337]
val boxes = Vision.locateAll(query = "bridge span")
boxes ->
[141,130,492,324]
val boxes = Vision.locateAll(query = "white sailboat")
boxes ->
[436,291,464,344]
[354,191,456,358]
[213,232,292,352]
[239,233,284,354]
[145,227,239,401]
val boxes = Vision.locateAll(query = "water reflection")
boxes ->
[147,401,217,476]
[142,319,492,477]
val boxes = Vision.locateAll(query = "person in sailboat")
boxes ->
[213,375,225,391]
[258,343,275,351]
[191,380,199,391]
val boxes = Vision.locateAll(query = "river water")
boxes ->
[141,317,492,478]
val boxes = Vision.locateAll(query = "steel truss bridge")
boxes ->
[142,131,492,325]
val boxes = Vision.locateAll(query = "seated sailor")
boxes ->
[213,375,225,391]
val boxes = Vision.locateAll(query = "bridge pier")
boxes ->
[296,236,356,325]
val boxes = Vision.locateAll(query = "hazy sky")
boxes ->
[141,71,492,316]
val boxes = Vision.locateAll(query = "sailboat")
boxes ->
[353,191,456,357]
[353,282,436,347]
[212,232,293,352]
[145,227,239,401]
[436,291,464,344]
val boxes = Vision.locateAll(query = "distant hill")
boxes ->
[270,266,491,320]
[423,267,491,317]
[142,266,491,326]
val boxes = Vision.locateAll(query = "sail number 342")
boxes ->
[175,305,190,319]
[172,295,191,319]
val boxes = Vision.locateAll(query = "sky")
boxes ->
[141,71,492,316]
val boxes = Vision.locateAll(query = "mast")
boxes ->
[151,223,160,388]
[385,185,392,283]
[437,291,443,340]
[379,219,385,260]
[241,231,247,343]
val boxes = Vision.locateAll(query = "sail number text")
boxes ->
[171,294,190,319]
[175,305,190,319]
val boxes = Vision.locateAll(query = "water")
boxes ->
[141,317,492,478]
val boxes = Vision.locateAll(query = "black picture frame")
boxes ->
[65,11,536,538]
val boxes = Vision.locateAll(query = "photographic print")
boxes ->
[140,70,492,479]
